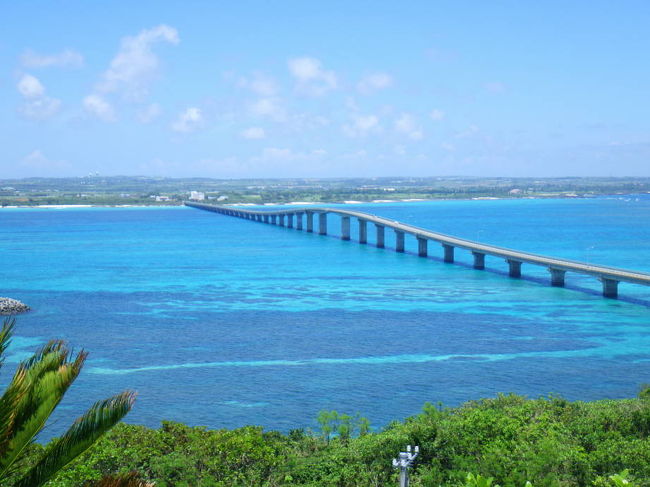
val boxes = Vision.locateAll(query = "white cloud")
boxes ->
[357,73,393,94]
[83,94,116,122]
[171,107,203,133]
[255,147,327,162]
[20,97,61,121]
[287,57,337,96]
[21,49,83,68]
[249,97,286,121]
[240,126,266,139]
[342,114,380,138]
[21,150,69,172]
[430,109,445,121]
[137,103,162,123]
[98,24,179,99]
[16,74,61,120]
[17,74,44,98]
[238,74,278,96]
[394,113,423,140]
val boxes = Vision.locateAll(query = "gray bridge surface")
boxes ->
[186,202,650,299]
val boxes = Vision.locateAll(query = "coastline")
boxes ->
[1,192,646,210]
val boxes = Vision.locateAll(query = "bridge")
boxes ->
[186,202,650,299]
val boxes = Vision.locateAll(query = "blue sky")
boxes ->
[2,1,650,178]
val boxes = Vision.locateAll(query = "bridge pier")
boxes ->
[507,259,522,278]
[601,278,619,298]
[263,214,269,223]
[279,215,285,226]
[296,212,303,230]
[375,224,385,248]
[443,244,454,263]
[359,219,367,244]
[472,251,485,270]
[395,230,405,252]
[287,213,294,228]
[417,237,427,257]
[341,217,350,240]
[306,211,314,232]
[319,213,327,235]
[271,215,277,225]
[549,268,566,287]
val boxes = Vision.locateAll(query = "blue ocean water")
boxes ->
[1,196,649,438]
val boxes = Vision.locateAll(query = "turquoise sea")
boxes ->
[1,196,650,438]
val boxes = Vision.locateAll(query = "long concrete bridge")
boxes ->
[186,202,650,299]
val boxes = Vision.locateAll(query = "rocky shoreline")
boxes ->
[0,297,30,315]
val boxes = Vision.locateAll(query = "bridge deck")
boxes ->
[186,202,650,290]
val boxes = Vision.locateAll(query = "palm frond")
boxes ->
[15,391,136,487]
[0,345,87,477]
[0,318,16,369]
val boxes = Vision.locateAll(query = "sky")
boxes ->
[2,1,650,179]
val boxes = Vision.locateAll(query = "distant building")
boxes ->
[155,195,171,202]
[217,195,228,201]
[189,191,205,201]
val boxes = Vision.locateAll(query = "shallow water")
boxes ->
[1,196,649,437]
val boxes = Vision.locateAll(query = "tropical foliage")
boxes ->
[0,318,135,487]
[7,391,649,486]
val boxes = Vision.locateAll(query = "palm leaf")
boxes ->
[14,391,135,487]
[0,344,86,477]
[0,318,16,369]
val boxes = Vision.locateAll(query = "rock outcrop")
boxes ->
[0,297,30,315]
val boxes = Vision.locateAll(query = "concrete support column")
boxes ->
[296,212,304,230]
[442,244,454,263]
[472,252,485,270]
[287,213,294,228]
[263,215,269,223]
[306,211,314,233]
[549,268,566,287]
[417,237,428,257]
[318,213,327,235]
[358,219,367,244]
[507,259,522,278]
[601,278,619,298]
[279,214,285,226]
[375,224,385,248]
[271,215,277,224]
[341,216,351,240]
[395,231,405,252]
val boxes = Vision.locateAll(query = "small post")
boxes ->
[549,268,566,287]
[601,277,619,298]
[417,237,427,257]
[341,216,351,240]
[319,213,327,235]
[442,244,454,263]
[472,251,485,270]
[392,445,419,487]
[376,224,385,248]
[507,259,522,278]
[395,230,405,252]
[359,219,367,244]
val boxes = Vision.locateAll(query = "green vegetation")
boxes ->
[7,392,650,486]
[1,176,649,206]
[0,319,135,487]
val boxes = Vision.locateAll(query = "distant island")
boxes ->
[1,176,649,207]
